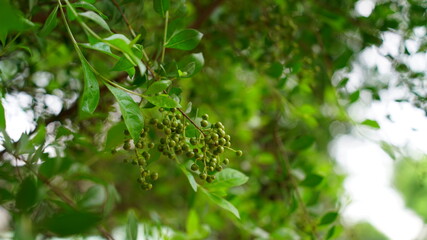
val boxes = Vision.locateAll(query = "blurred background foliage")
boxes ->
[0,0,426,239]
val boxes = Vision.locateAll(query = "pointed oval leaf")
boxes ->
[79,11,110,32]
[80,60,100,113]
[319,212,338,226]
[179,164,197,192]
[153,0,170,17]
[207,168,249,190]
[177,53,204,78]
[78,185,106,209]
[165,29,203,51]
[39,6,58,37]
[361,119,380,129]
[72,2,107,19]
[44,210,102,236]
[200,187,240,219]
[104,34,131,53]
[79,42,118,59]
[126,211,138,240]
[16,176,38,211]
[146,94,181,108]
[0,100,5,129]
[112,57,134,72]
[301,173,324,187]
[106,84,144,142]
[145,80,172,95]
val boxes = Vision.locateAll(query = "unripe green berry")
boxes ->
[148,142,155,148]
[206,176,214,183]
[199,173,207,180]
[201,120,208,127]
[159,107,164,112]
[236,150,243,157]
[223,158,229,165]
[190,138,198,145]
[202,114,209,120]
[186,151,195,158]
[191,164,199,171]
[151,172,158,181]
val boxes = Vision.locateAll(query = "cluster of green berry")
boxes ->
[122,127,158,190]
[117,107,243,190]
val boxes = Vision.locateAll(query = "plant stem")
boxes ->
[177,108,206,136]
[161,11,169,63]
[110,0,136,38]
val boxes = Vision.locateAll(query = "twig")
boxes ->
[12,153,115,240]
[273,118,320,239]
[161,11,169,63]
[177,108,206,136]
[110,0,136,38]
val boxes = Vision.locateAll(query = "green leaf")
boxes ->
[290,135,315,151]
[16,176,38,211]
[266,62,283,78]
[319,212,338,226]
[145,80,172,95]
[44,210,102,236]
[146,94,181,108]
[78,185,106,209]
[103,34,146,75]
[106,84,144,142]
[39,6,58,37]
[17,133,34,154]
[165,29,203,51]
[177,53,204,78]
[0,100,5,129]
[179,164,197,192]
[79,42,118,59]
[79,11,110,32]
[31,124,46,146]
[153,0,170,17]
[186,209,199,236]
[349,90,360,103]
[207,168,249,190]
[301,173,324,187]
[126,211,138,240]
[361,119,380,129]
[200,187,240,219]
[72,2,107,19]
[112,57,134,72]
[0,187,13,204]
[13,215,34,240]
[105,122,126,150]
[104,34,132,53]
[80,59,100,114]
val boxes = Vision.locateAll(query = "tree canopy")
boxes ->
[0,0,425,239]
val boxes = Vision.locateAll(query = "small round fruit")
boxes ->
[199,173,207,180]
[201,120,208,127]
[236,150,243,157]
[191,164,199,171]
[151,172,158,181]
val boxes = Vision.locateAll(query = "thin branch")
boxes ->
[161,11,169,63]
[110,0,136,38]
[13,154,115,240]
[177,108,206,136]
[273,119,320,239]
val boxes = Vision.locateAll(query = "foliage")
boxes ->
[394,157,427,221]
[0,0,424,239]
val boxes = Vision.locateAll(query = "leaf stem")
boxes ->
[161,11,169,63]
